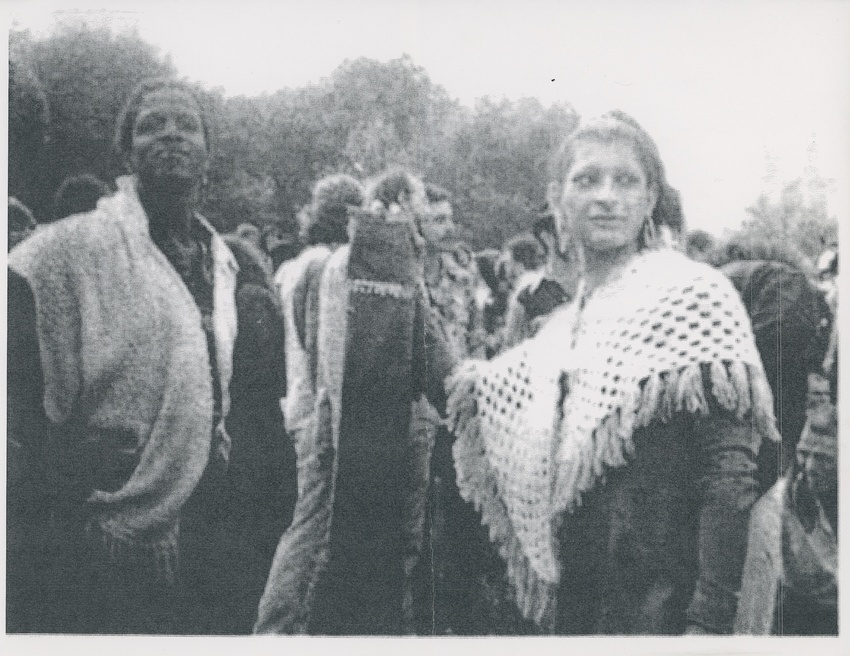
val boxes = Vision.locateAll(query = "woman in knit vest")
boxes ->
[446,111,779,634]
[7,78,289,634]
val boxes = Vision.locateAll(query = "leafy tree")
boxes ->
[9,50,50,214]
[738,172,838,265]
[10,21,175,219]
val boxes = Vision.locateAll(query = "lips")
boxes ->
[588,215,624,228]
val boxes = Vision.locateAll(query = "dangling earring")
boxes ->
[641,216,658,250]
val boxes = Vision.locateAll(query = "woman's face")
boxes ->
[130,87,208,187]
[558,138,656,256]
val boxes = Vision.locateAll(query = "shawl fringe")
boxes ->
[448,358,780,627]
[448,365,558,629]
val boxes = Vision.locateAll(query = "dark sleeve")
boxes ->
[230,283,288,408]
[411,293,457,417]
[8,270,48,510]
[7,271,92,522]
[685,365,761,634]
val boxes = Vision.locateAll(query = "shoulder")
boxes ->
[632,248,735,291]
[9,208,118,280]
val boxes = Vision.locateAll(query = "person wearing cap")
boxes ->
[735,401,837,635]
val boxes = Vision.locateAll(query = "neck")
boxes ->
[582,243,638,292]
[137,178,199,243]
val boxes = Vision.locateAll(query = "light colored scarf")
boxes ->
[9,175,238,581]
[447,248,780,624]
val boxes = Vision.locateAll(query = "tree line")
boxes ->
[9,20,837,257]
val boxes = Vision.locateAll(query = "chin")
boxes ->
[585,236,627,253]
[143,172,200,192]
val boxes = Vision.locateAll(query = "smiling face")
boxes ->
[558,138,657,256]
[129,87,208,189]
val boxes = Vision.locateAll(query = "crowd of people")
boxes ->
[7,77,839,636]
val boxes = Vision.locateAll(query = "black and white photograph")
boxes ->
[4,0,848,652]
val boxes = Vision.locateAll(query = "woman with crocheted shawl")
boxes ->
[447,111,780,635]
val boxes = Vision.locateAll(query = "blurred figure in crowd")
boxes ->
[51,174,111,222]
[816,245,838,401]
[502,209,579,349]
[686,229,715,263]
[216,234,296,633]
[474,248,505,358]
[236,222,262,250]
[274,174,363,467]
[8,197,37,251]
[263,219,302,273]
[736,401,837,635]
[483,234,546,357]
[712,236,832,493]
[501,233,546,292]
[256,168,454,635]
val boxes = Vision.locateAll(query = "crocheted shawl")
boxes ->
[9,175,238,581]
[447,248,780,626]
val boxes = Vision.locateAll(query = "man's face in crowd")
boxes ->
[419,200,455,246]
[130,87,208,189]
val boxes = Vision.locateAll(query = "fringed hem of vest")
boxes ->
[448,357,779,627]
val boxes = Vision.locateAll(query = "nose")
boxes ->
[162,117,181,138]
[592,176,617,205]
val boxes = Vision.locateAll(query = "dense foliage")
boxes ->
[9,23,579,247]
[9,22,838,253]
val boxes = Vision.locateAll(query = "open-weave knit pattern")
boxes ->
[447,248,781,626]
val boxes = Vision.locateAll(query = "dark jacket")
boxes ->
[255,217,455,635]
[722,260,831,492]
[555,369,760,635]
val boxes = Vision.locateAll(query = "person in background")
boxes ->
[51,174,111,222]
[712,237,832,493]
[263,219,302,274]
[815,244,838,398]
[686,229,715,263]
[500,233,546,293]
[447,110,776,635]
[480,235,546,358]
[735,400,837,635]
[8,197,37,251]
[7,77,262,634]
[236,221,262,250]
[188,234,296,634]
[474,248,506,359]
[255,168,454,635]
[274,174,363,470]
[502,210,579,349]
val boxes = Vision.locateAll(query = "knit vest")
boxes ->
[8,176,238,579]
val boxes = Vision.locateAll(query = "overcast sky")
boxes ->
[6,0,850,236]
